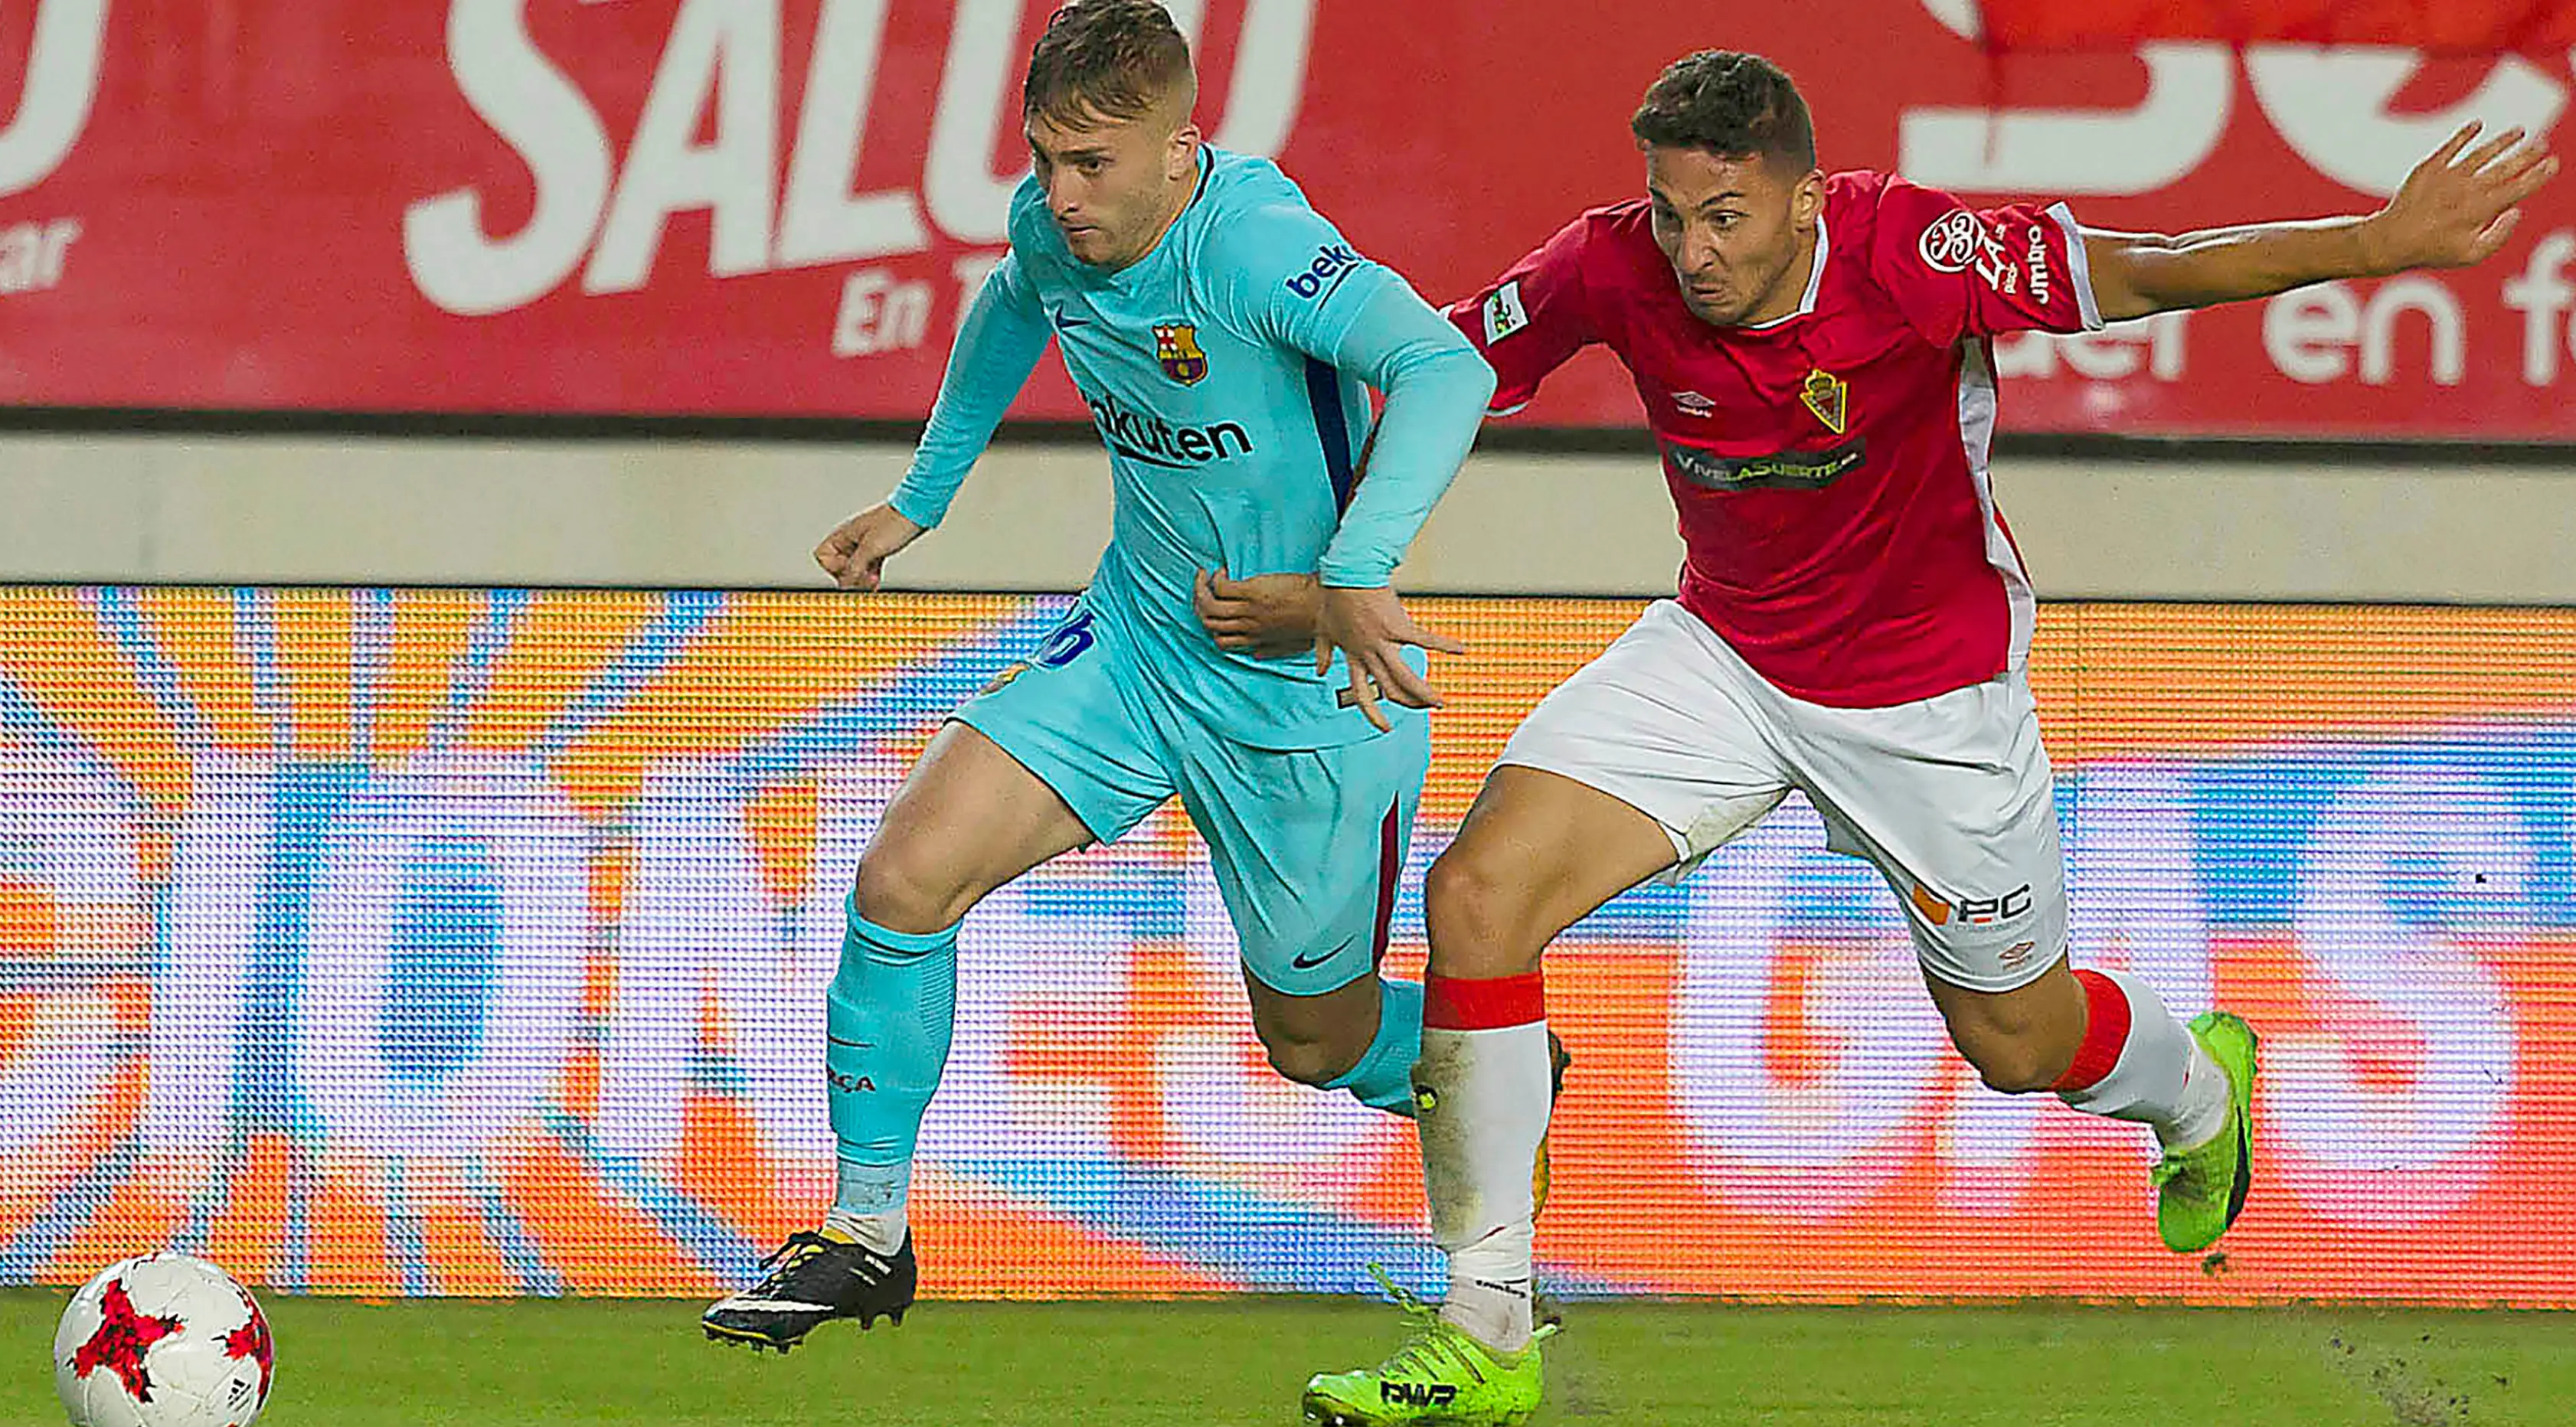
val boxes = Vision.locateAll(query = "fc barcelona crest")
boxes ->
[1800,367,1849,435]
[1154,322,1209,385]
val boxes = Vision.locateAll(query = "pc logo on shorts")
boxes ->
[1912,881,2034,927]
[1154,322,1208,385]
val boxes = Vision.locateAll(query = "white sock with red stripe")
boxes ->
[1414,970,1552,1354]
[2051,966,2229,1151]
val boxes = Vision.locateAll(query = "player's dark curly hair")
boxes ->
[1023,1,1197,129]
[1630,51,1816,172]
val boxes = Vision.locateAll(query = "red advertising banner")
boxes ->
[8,0,2576,436]
[1979,1,2576,57]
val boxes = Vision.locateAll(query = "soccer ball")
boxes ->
[53,1253,273,1427]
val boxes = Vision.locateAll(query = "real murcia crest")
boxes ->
[1800,368,1849,435]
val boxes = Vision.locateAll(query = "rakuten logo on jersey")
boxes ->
[1084,390,1255,469]
[404,0,1318,318]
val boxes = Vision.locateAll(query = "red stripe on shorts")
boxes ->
[1371,802,1401,964]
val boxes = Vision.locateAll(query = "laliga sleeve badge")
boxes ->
[1482,280,1528,343]
[1800,368,1849,435]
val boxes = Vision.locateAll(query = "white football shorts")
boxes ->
[1496,599,2065,993]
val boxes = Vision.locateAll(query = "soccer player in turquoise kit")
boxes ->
[700,0,1499,1350]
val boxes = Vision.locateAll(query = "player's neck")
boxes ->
[1737,225,1821,328]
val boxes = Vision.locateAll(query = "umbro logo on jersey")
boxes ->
[1672,390,1718,417]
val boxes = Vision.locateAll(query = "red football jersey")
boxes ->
[1450,170,2101,708]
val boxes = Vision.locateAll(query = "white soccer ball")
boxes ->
[52,1253,273,1427]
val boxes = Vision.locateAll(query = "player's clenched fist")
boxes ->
[814,503,926,590]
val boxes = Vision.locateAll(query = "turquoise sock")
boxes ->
[1322,978,1425,1117]
[827,906,959,1220]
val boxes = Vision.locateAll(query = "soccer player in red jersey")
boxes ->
[1299,50,2555,1427]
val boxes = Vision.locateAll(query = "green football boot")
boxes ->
[2153,1011,2260,1254]
[1303,1269,1554,1427]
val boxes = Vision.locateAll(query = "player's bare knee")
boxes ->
[1255,1022,1363,1087]
[851,845,969,936]
[1958,1034,2064,1095]
[1423,848,1543,978]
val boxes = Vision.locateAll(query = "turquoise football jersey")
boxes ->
[893,146,1492,749]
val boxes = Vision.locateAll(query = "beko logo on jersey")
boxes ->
[1084,390,1254,467]
[1662,436,1867,492]
[1286,243,1364,300]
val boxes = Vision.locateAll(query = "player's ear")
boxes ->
[1168,119,1203,179]
[1790,167,1826,230]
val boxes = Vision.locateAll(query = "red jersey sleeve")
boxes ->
[1446,215,1599,415]
[1867,175,2103,345]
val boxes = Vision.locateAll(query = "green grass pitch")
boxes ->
[11,1291,2572,1425]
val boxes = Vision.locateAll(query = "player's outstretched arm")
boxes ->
[2082,122,2558,322]
[816,252,1051,588]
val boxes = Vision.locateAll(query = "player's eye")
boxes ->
[1713,212,1741,230]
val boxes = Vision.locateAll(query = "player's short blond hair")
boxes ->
[1022,1,1198,131]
